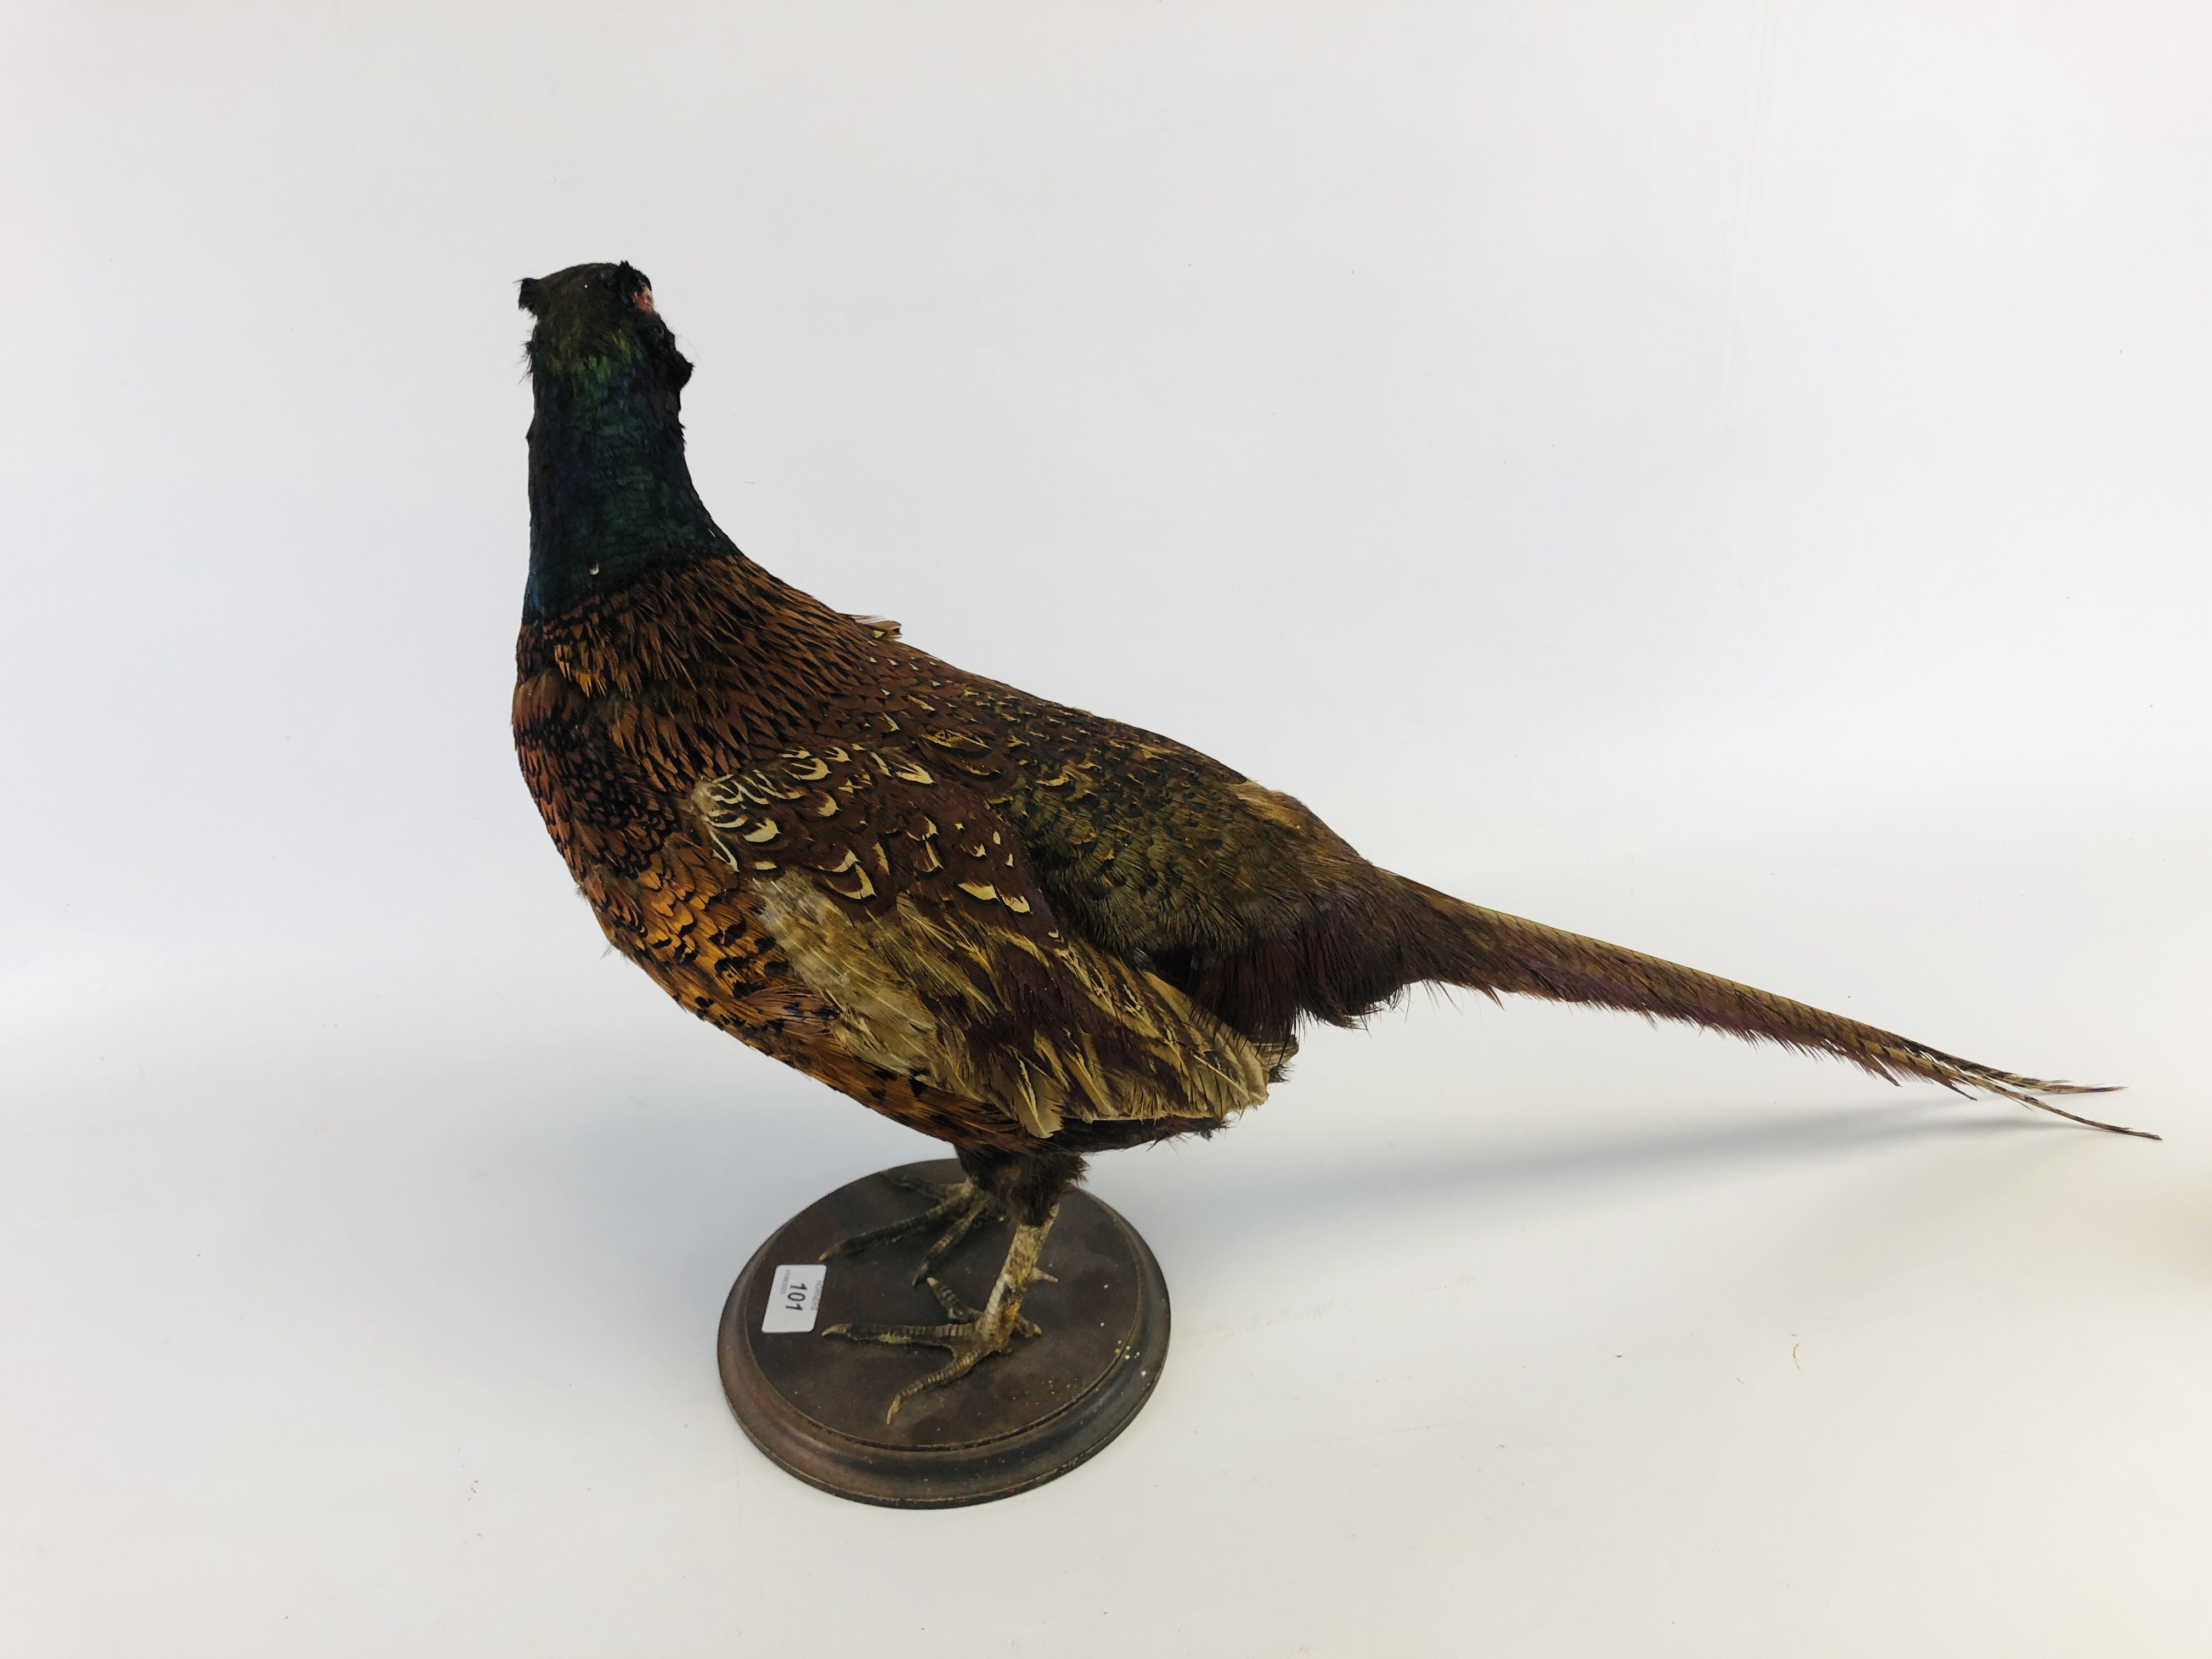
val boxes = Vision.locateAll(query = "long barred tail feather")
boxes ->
[1402,881,2154,1141]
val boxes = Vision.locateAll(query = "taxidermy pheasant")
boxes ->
[514,262,2139,1420]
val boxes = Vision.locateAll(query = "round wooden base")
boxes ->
[718,1160,1170,1508]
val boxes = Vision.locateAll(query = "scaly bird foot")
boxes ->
[822,1207,1061,1421]
[817,1173,1005,1282]
[822,1275,1042,1420]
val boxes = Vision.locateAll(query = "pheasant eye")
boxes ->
[635,286,656,314]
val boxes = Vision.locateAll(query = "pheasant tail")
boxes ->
[1397,881,2151,1139]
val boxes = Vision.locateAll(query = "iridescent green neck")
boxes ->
[523,332,733,622]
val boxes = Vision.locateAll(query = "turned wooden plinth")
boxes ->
[718,1160,1170,1508]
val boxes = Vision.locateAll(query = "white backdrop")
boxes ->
[5,4,2209,1655]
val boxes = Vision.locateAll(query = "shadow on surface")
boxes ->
[1132,1098,2071,1242]
[400,1080,2108,1367]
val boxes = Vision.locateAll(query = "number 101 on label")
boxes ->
[761,1263,826,1333]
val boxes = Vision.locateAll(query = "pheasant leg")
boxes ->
[817,1172,1003,1283]
[823,1204,1059,1421]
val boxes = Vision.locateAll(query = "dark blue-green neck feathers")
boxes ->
[520,262,738,623]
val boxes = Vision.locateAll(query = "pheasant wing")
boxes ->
[684,733,1269,1138]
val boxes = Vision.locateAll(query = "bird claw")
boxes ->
[815,1173,1005,1273]
[821,1207,1060,1421]
[919,1273,1041,1338]
[823,1291,1042,1421]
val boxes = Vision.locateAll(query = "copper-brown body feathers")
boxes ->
[515,558,2141,1160]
